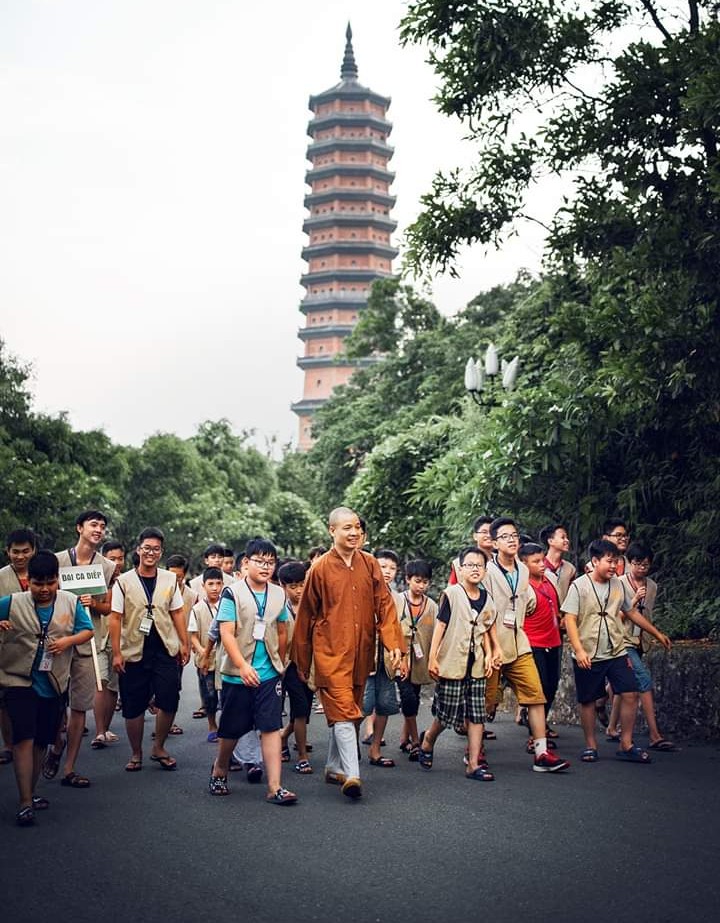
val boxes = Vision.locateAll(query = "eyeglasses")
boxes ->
[474,530,491,538]
[248,558,276,569]
[462,563,485,570]
[608,532,628,539]
[496,532,519,542]
[138,546,162,555]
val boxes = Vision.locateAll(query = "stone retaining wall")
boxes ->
[496,641,720,740]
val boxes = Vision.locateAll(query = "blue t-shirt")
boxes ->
[0,594,93,698]
[216,586,288,685]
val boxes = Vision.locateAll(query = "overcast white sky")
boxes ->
[0,0,556,449]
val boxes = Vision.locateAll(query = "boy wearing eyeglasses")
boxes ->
[416,547,500,780]
[108,528,189,773]
[209,538,297,805]
[484,517,571,772]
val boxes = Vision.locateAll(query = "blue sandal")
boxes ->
[581,747,599,762]
[616,745,651,763]
[466,765,495,781]
[417,747,433,770]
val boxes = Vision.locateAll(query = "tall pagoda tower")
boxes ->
[292,24,398,450]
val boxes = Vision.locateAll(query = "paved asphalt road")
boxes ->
[2,672,718,923]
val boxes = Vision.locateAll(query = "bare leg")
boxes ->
[368,714,389,762]
[420,718,444,751]
[466,722,484,772]
[125,715,144,763]
[579,702,598,751]
[214,737,237,776]
[293,717,309,762]
[261,730,284,793]
[607,694,621,737]
[639,691,664,743]
[152,709,175,758]
[12,738,34,807]
[63,708,87,778]
[618,691,638,750]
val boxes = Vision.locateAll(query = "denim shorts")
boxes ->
[625,646,653,693]
[362,669,399,717]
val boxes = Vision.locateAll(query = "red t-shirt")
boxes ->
[526,577,562,648]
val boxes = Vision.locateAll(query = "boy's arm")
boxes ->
[481,631,494,678]
[623,608,671,650]
[189,631,204,656]
[487,621,502,667]
[563,613,592,668]
[220,619,260,687]
[170,606,190,664]
[277,620,288,666]
[427,620,447,681]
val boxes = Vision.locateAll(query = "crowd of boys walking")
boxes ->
[0,505,676,826]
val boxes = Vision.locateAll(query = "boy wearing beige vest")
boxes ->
[605,542,677,752]
[0,551,93,826]
[108,528,189,773]
[188,566,224,742]
[209,538,297,806]
[416,547,500,781]
[563,539,671,763]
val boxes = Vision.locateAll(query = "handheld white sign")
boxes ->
[58,564,108,597]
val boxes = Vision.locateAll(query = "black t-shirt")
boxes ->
[437,589,487,624]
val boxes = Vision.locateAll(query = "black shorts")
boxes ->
[282,662,313,722]
[218,677,283,739]
[3,687,65,746]
[119,648,181,719]
[573,655,640,704]
[396,678,421,718]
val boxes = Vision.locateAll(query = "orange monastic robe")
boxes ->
[291,548,406,723]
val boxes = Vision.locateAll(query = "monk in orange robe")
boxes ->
[291,507,405,798]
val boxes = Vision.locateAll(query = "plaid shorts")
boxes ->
[432,676,487,731]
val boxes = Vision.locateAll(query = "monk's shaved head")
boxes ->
[328,506,357,527]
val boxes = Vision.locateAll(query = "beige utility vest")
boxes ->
[436,584,496,679]
[190,598,217,670]
[0,565,26,596]
[484,558,531,664]
[56,549,116,655]
[115,568,182,662]
[0,590,79,694]
[398,593,438,685]
[619,575,657,650]
[565,574,628,660]
[220,580,286,678]
[374,589,404,679]
[544,558,577,607]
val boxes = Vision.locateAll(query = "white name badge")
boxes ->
[139,617,153,635]
[252,620,267,641]
[503,610,517,629]
[39,650,54,672]
[412,641,424,660]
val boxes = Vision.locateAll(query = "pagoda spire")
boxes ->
[340,22,358,80]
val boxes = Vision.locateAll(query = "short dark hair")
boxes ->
[472,515,493,533]
[539,524,565,547]
[490,517,516,540]
[405,559,432,580]
[101,540,124,555]
[458,546,489,565]
[222,547,234,558]
[28,550,60,580]
[518,542,544,560]
[602,518,628,536]
[203,566,224,583]
[358,517,368,535]
[137,527,164,547]
[307,545,327,561]
[374,548,400,566]
[234,553,245,571]
[166,554,188,572]
[203,543,225,558]
[627,541,653,563]
[244,537,277,560]
[278,561,307,585]
[76,509,107,527]
[6,528,37,549]
[588,538,619,560]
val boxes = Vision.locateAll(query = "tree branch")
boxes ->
[688,0,699,34]
[639,0,673,42]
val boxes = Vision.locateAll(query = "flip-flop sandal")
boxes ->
[266,787,298,805]
[546,726,560,739]
[417,747,433,770]
[125,759,143,772]
[150,755,177,771]
[0,749,13,765]
[483,729,497,740]
[281,747,291,762]
[192,709,207,719]
[168,725,183,735]
[369,756,395,767]
[581,748,599,762]
[31,796,50,810]
[361,734,374,745]
[16,806,35,827]
[91,735,107,750]
[61,772,91,788]
[466,765,495,781]
[615,746,651,763]
[103,731,120,742]
[293,760,314,774]
[648,739,679,752]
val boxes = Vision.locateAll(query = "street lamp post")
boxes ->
[464,344,520,407]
